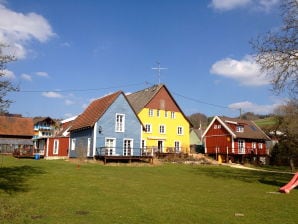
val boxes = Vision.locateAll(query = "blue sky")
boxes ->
[1,0,286,119]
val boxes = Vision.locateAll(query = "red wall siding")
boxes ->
[47,137,69,157]
[205,120,232,154]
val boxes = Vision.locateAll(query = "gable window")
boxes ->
[159,125,166,134]
[145,124,152,133]
[115,114,125,132]
[177,126,183,135]
[214,124,221,129]
[149,109,154,117]
[171,112,175,119]
[53,139,59,155]
[258,143,263,149]
[236,125,244,132]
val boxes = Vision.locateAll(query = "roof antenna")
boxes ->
[152,61,167,84]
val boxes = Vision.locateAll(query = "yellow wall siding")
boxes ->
[139,108,190,153]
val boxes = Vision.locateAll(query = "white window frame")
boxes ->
[238,139,245,154]
[157,109,160,117]
[145,124,152,133]
[159,124,166,134]
[258,143,263,149]
[177,126,183,135]
[71,138,76,151]
[236,125,244,132]
[171,112,175,119]
[115,113,125,132]
[105,138,116,156]
[174,141,181,152]
[53,139,59,155]
[87,138,91,157]
[149,109,154,117]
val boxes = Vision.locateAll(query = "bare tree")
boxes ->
[188,113,208,129]
[274,99,298,171]
[251,0,298,96]
[0,44,18,114]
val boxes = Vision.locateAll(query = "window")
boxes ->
[149,109,154,117]
[115,114,125,132]
[174,141,181,152]
[214,124,221,129]
[53,139,59,154]
[145,124,152,133]
[236,125,244,132]
[177,126,183,135]
[238,139,245,154]
[258,143,263,149]
[71,139,76,151]
[157,110,160,117]
[165,111,168,117]
[105,138,116,156]
[87,138,91,157]
[252,142,256,149]
[171,112,175,119]
[159,125,166,134]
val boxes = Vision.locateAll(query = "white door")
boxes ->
[123,139,133,156]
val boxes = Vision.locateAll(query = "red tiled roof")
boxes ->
[70,91,122,131]
[0,116,34,137]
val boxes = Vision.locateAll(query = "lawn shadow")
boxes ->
[192,166,292,188]
[0,165,45,194]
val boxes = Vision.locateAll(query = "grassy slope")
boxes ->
[0,156,297,224]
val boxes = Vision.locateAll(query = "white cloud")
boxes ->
[35,71,49,77]
[42,91,63,98]
[20,73,32,81]
[210,0,251,11]
[0,3,54,59]
[209,0,279,12]
[210,55,270,86]
[228,100,282,114]
[1,69,15,79]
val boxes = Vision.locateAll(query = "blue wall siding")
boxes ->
[69,128,93,158]
[95,94,142,156]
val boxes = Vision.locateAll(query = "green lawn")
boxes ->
[0,156,297,224]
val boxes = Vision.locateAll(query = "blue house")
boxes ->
[69,91,144,159]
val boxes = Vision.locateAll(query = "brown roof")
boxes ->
[0,116,34,137]
[70,91,122,131]
[219,116,271,140]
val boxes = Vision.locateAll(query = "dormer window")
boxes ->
[236,125,244,132]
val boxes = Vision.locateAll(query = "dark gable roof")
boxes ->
[219,116,271,140]
[70,91,122,131]
[127,84,192,126]
[0,116,34,137]
[126,84,163,114]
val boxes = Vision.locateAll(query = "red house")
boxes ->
[202,116,271,164]
[44,116,76,160]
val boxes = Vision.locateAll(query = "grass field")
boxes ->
[0,156,297,224]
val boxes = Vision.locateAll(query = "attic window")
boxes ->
[236,125,244,132]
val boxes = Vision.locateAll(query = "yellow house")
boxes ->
[127,84,191,154]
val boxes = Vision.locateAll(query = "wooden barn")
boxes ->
[202,116,271,164]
